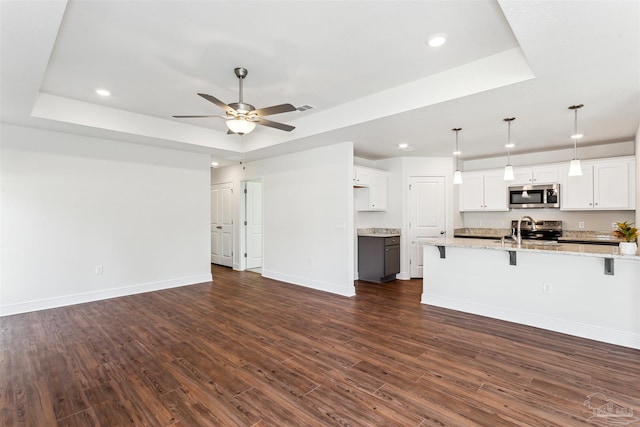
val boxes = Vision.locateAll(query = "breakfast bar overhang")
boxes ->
[419,238,640,350]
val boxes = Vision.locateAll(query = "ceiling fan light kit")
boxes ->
[173,67,296,135]
[226,118,256,135]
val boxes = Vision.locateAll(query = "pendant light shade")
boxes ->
[568,104,584,176]
[504,165,514,181]
[452,128,463,185]
[503,117,515,181]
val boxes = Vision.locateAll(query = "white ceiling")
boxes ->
[1,0,638,167]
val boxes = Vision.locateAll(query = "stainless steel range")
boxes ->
[511,219,562,241]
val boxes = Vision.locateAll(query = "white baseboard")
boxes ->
[0,273,212,317]
[422,295,640,350]
[395,271,411,280]
[263,269,356,297]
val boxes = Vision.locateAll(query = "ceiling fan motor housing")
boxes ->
[228,102,256,115]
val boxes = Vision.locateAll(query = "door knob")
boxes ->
[440,231,445,235]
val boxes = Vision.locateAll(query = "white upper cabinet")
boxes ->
[512,166,560,185]
[354,166,388,211]
[560,157,636,210]
[460,170,508,211]
[353,166,372,187]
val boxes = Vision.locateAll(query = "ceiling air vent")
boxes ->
[297,104,315,112]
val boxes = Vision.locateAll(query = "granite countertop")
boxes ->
[357,228,401,238]
[418,236,640,260]
[453,228,510,239]
[454,228,624,245]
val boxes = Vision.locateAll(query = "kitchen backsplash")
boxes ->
[461,210,635,231]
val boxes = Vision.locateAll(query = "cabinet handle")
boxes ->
[216,226,222,229]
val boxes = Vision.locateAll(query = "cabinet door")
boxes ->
[369,172,388,210]
[384,245,400,276]
[353,166,372,187]
[460,172,485,211]
[512,168,533,185]
[560,165,594,210]
[483,171,509,211]
[594,161,631,209]
[532,166,560,184]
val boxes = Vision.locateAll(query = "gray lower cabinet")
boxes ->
[358,235,400,283]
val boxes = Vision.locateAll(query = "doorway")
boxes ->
[244,180,263,273]
[408,176,446,278]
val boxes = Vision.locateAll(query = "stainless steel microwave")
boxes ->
[508,184,560,209]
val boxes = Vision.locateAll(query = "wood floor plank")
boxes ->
[1,264,638,426]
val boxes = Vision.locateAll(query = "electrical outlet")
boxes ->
[612,222,618,230]
[96,265,103,275]
[543,282,552,293]
[578,221,585,229]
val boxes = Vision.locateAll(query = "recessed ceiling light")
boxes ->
[427,34,447,47]
[211,162,219,168]
[505,143,515,148]
[95,88,111,96]
[397,143,415,151]
[571,133,583,139]
[453,150,461,156]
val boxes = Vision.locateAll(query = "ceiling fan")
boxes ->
[173,67,296,135]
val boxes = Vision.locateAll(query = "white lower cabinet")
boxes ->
[460,170,508,211]
[560,158,635,210]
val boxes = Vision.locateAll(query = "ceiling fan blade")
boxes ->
[255,117,295,132]
[172,115,221,118]
[197,93,236,113]
[253,103,297,117]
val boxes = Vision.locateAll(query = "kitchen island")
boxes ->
[419,237,640,349]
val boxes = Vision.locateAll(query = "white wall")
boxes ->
[1,124,212,315]
[636,124,640,227]
[211,142,355,296]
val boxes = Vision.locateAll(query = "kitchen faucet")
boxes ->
[516,215,537,245]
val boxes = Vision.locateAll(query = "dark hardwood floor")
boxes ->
[1,265,639,426]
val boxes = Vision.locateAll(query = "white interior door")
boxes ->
[245,181,263,269]
[408,176,446,278]
[211,183,233,267]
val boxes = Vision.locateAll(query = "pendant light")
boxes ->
[452,127,463,184]
[568,104,584,176]
[503,117,515,181]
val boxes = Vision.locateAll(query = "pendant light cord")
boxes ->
[507,120,511,164]
[455,129,460,170]
[573,107,578,159]
[569,104,583,160]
